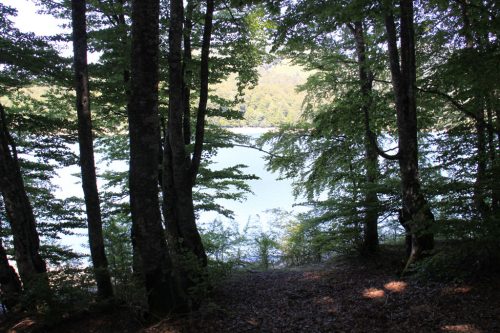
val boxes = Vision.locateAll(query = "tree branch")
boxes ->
[418,87,500,137]
[204,141,282,159]
[191,0,215,185]
[368,130,400,161]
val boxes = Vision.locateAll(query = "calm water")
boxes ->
[54,128,299,253]
[199,128,303,230]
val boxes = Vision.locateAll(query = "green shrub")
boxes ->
[414,240,500,282]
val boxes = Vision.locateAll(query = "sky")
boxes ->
[3,0,68,36]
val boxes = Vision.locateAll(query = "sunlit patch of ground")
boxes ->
[362,280,407,300]
[362,288,385,299]
[441,324,481,333]
[9,318,36,332]
[442,286,473,295]
[384,280,407,292]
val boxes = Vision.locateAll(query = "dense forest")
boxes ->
[0,0,499,332]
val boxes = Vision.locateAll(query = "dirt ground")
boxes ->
[3,257,500,333]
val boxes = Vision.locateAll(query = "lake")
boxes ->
[53,128,300,254]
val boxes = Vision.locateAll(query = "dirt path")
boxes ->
[148,261,500,333]
[4,260,500,333]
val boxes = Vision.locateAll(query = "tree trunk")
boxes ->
[71,0,114,299]
[0,237,21,311]
[182,0,194,145]
[191,0,214,183]
[350,21,380,254]
[384,0,434,264]
[0,103,49,293]
[129,0,177,316]
[486,101,500,211]
[458,0,492,220]
[164,0,208,268]
[473,105,489,220]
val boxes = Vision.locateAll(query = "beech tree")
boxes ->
[380,0,434,264]
[263,0,388,254]
[0,4,68,296]
[164,0,212,269]
[348,20,380,254]
[0,102,49,294]
[71,0,113,299]
[128,0,177,315]
[0,224,21,310]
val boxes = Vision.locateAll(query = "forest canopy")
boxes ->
[0,0,499,328]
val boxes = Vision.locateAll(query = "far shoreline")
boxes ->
[225,127,277,134]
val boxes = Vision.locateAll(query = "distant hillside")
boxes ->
[6,62,310,128]
[211,61,310,127]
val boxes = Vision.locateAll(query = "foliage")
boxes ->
[414,241,500,282]
[211,61,309,127]
[253,232,279,270]
[47,267,94,310]
[0,0,499,320]
[256,0,500,268]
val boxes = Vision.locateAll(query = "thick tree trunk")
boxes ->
[71,0,114,299]
[129,0,177,316]
[165,0,207,268]
[0,237,21,311]
[0,103,49,293]
[351,21,380,254]
[384,0,434,264]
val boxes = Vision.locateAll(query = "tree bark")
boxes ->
[350,21,380,255]
[473,105,489,219]
[164,0,208,269]
[191,0,214,184]
[182,0,194,145]
[486,101,500,211]
[71,0,114,299]
[129,0,177,316]
[0,103,49,294]
[384,0,434,264]
[458,0,492,220]
[0,236,21,311]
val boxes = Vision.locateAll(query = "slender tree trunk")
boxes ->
[473,105,489,219]
[496,101,500,149]
[191,0,214,183]
[129,0,177,316]
[0,236,21,311]
[350,21,380,254]
[384,0,434,264]
[486,101,500,211]
[71,0,114,299]
[182,0,194,145]
[0,103,49,293]
[457,1,492,220]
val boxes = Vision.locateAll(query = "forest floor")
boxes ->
[3,250,500,333]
